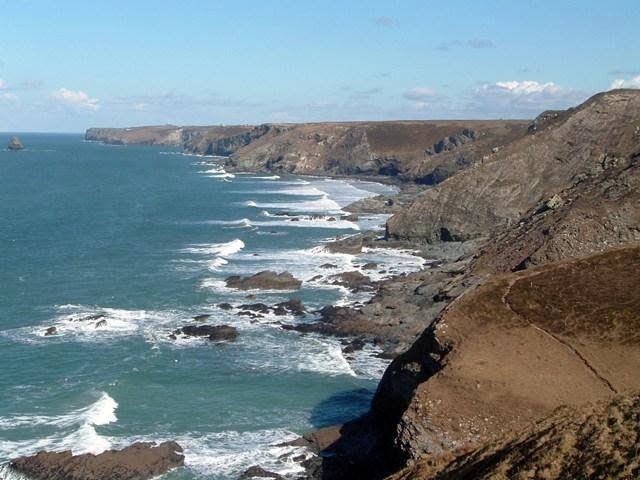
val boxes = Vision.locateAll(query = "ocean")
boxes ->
[0,134,424,479]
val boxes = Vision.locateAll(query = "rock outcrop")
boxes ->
[387,89,640,242]
[387,392,640,480]
[225,271,302,290]
[9,441,184,480]
[8,136,23,150]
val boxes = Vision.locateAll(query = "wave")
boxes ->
[245,197,343,213]
[180,239,245,257]
[0,392,118,461]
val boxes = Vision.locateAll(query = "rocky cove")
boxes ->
[7,88,639,480]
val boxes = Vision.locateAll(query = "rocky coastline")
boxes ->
[27,88,636,479]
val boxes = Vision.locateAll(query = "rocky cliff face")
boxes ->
[314,246,640,479]
[387,89,640,242]
[182,120,528,182]
[85,125,253,148]
[387,391,640,480]
[85,125,185,145]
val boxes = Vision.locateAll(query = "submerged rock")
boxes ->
[193,314,212,322]
[8,136,23,150]
[9,441,184,480]
[225,271,302,291]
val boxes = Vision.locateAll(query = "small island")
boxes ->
[8,136,24,150]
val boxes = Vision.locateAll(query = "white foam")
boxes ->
[245,196,343,213]
[0,393,118,461]
[180,239,245,271]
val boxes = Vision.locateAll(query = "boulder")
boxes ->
[225,271,302,290]
[218,303,233,310]
[274,299,306,315]
[8,136,23,150]
[9,441,184,480]
[193,314,211,322]
[238,465,284,480]
[175,324,238,341]
[325,236,363,255]
[331,271,373,290]
[44,326,57,336]
[95,319,107,328]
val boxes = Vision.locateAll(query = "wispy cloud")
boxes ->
[609,75,640,89]
[608,69,640,77]
[373,16,396,27]
[403,87,437,101]
[51,88,100,111]
[437,39,495,51]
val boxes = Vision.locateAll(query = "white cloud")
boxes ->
[0,92,18,102]
[610,75,640,89]
[51,88,100,110]
[403,87,437,101]
[470,80,587,116]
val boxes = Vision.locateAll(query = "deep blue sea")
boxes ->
[0,134,424,479]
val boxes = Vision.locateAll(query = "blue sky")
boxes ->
[1,0,639,132]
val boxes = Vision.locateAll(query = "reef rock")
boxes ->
[9,441,184,480]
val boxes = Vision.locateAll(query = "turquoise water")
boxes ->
[0,135,423,478]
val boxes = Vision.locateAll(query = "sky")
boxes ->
[0,0,639,132]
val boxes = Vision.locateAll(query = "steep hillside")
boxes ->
[387,392,640,480]
[387,89,640,242]
[373,246,640,468]
[309,246,640,479]
[207,120,527,183]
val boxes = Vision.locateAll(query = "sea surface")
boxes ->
[0,134,425,479]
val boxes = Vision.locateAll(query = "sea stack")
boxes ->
[8,136,24,150]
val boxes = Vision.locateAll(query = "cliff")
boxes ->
[84,125,253,148]
[387,89,640,242]
[206,120,528,183]
[387,391,640,480]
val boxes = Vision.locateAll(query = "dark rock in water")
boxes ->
[274,299,306,315]
[362,262,378,270]
[175,325,238,341]
[238,311,263,319]
[331,271,373,291]
[325,236,362,255]
[218,303,233,310]
[309,275,323,282]
[320,263,338,269]
[9,441,184,480]
[8,136,23,150]
[95,319,107,328]
[238,465,284,480]
[225,271,302,290]
[74,313,106,322]
[343,214,359,222]
[44,326,57,336]
[193,314,211,322]
[342,338,366,355]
